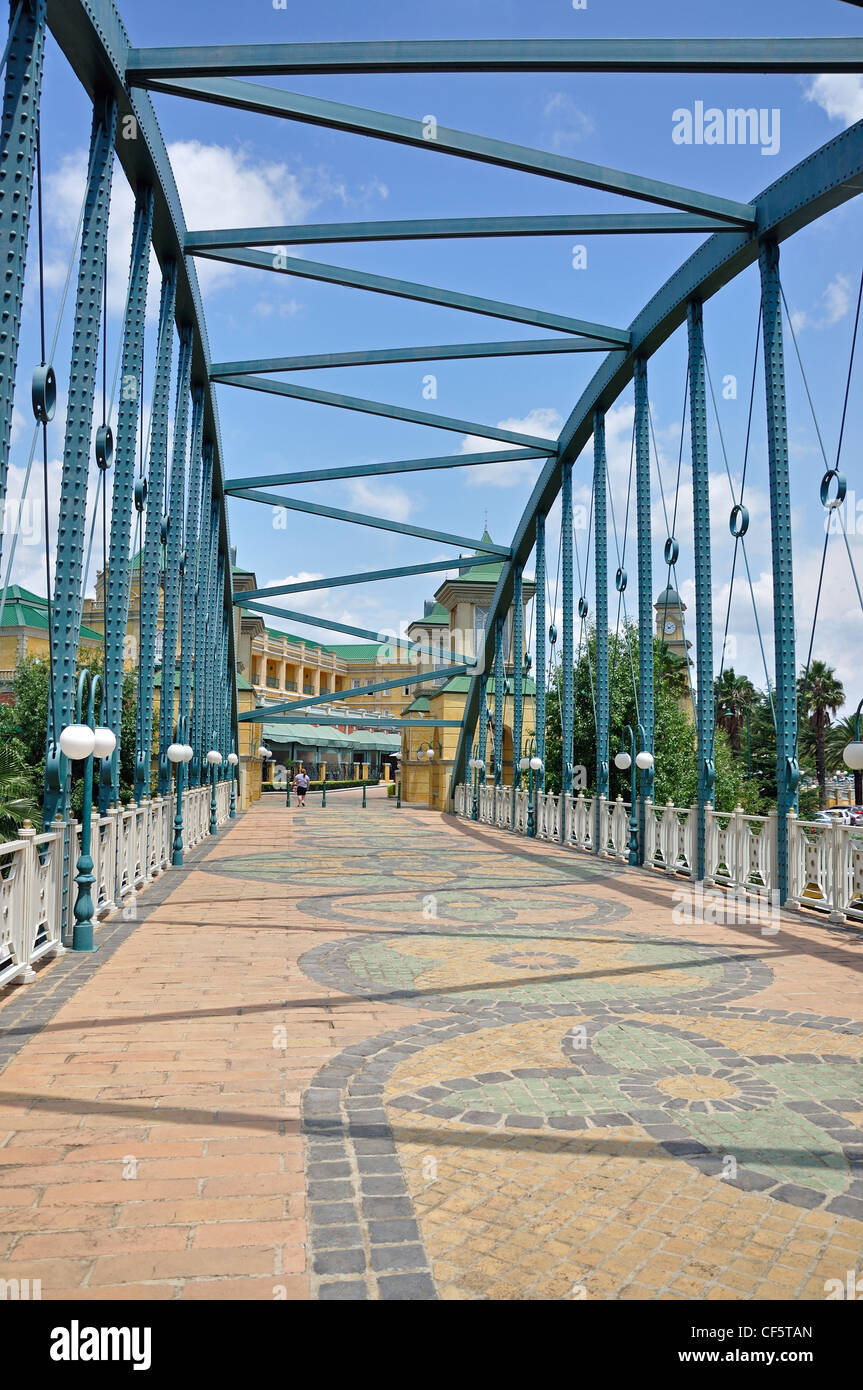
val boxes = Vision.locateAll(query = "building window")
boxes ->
[351,678,363,689]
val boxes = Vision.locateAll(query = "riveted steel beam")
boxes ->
[191,443,213,786]
[634,358,654,860]
[193,248,629,343]
[210,338,612,377]
[238,553,508,601]
[216,374,560,449]
[102,186,153,812]
[151,77,754,224]
[225,449,545,490]
[188,212,740,250]
[593,410,609,847]
[561,458,574,801]
[43,94,116,825]
[493,616,504,787]
[0,0,46,586]
[178,387,204,774]
[687,300,715,881]
[158,326,193,793]
[511,565,524,812]
[759,239,798,903]
[135,261,177,803]
[126,38,863,78]
[534,514,546,792]
[228,488,511,555]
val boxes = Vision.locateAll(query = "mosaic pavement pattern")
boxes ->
[2,798,861,1301]
[203,804,863,1300]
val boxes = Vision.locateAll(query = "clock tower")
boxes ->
[654,586,691,667]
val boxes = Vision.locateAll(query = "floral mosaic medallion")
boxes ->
[299,924,770,1012]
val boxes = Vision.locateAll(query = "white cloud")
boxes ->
[804,74,863,128]
[344,478,414,522]
[461,407,562,487]
[542,93,595,151]
[785,272,853,333]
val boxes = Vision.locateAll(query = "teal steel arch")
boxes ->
[449,117,863,902]
[2,1,862,906]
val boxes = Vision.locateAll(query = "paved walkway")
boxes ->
[1,792,862,1300]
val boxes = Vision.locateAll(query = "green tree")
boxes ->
[797,660,845,807]
[715,668,757,756]
[0,740,39,839]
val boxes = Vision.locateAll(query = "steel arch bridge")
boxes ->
[3,0,863,916]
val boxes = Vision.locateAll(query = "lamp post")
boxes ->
[843,698,863,807]
[614,723,654,866]
[167,718,194,866]
[227,748,239,817]
[468,741,485,821]
[59,671,117,951]
[206,743,223,834]
[517,736,544,837]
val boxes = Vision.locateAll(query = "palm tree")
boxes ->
[798,660,845,808]
[715,669,757,756]
[0,742,38,841]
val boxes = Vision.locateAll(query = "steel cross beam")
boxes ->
[239,554,509,601]
[534,515,546,791]
[126,38,863,77]
[216,374,561,448]
[43,94,116,825]
[0,0,46,588]
[192,248,629,343]
[251,715,464,729]
[188,212,740,250]
[257,664,471,716]
[210,339,613,377]
[147,77,755,225]
[135,261,177,804]
[225,450,545,489]
[228,488,512,555]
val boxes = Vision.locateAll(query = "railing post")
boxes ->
[158,329,193,794]
[759,238,798,903]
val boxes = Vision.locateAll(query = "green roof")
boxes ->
[455,529,506,584]
[327,640,406,663]
[262,721,400,752]
[0,597,102,642]
[402,695,431,714]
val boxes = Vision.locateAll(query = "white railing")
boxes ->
[0,781,233,991]
[454,784,863,926]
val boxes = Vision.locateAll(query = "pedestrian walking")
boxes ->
[293,767,311,806]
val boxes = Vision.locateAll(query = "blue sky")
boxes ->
[9,0,863,712]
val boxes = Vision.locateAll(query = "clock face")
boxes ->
[664,620,676,635]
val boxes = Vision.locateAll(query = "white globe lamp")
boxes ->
[206,750,223,766]
[614,750,631,771]
[636,751,655,771]
[167,743,186,764]
[59,724,96,761]
[92,726,116,760]
[227,752,239,766]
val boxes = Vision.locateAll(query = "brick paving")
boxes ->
[1,790,862,1300]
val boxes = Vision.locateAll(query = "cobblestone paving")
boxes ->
[1,794,862,1300]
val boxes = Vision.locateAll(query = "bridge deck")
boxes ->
[0,791,861,1301]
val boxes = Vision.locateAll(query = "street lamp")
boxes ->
[843,697,863,807]
[227,749,239,817]
[59,670,117,951]
[614,723,654,866]
[167,718,194,866]
[468,744,486,821]
[517,736,544,837]
[206,744,222,834]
